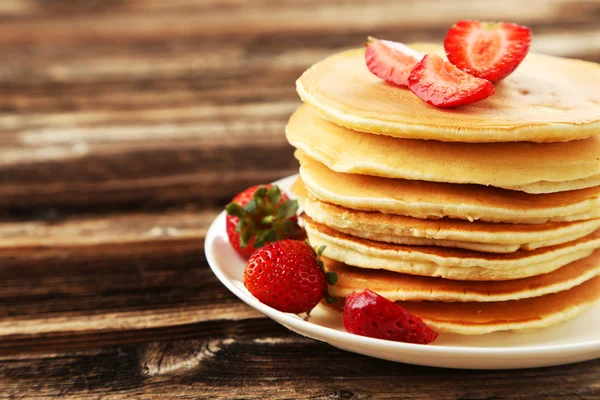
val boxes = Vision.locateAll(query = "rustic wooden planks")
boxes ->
[0,209,265,343]
[1,323,599,399]
[0,102,300,208]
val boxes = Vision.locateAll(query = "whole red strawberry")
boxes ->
[444,20,532,82]
[343,289,439,344]
[225,185,304,259]
[244,240,333,313]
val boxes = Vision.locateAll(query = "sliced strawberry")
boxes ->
[343,289,439,345]
[444,20,532,82]
[365,37,422,88]
[408,53,495,108]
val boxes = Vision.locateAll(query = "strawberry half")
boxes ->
[365,37,423,87]
[245,240,338,313]
[444,20,532,82]
[343,289,439,344]
[225,185,304,259]
[408,53,495,108]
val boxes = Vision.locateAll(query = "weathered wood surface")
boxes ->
[1,0,600,398]
[1,332,599,400]
[0,208,270,343]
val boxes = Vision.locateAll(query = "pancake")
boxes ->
[287,106,600,194]
[325,250,600,302]
[304,217,600,281]
[398,277,600,335]
[296,43,600,143]
[293,180,600,253]
[298,155,600,224]
[289,106,600,195]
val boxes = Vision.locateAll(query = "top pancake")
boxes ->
[297,43,600,143]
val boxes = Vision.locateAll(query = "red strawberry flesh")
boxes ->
[444,20,532,82]
[343,289,439,344]
[408,53,495,108]
[365,37,422,88]
[244,240,327,314]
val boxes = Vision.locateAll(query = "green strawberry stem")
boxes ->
[225,185,303,250]
[308,241,339,304]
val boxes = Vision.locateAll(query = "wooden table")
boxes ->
[1,1,599,398]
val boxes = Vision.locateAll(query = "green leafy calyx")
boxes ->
[225,185,303,249]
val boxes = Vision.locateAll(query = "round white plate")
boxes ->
[205,175,600,369]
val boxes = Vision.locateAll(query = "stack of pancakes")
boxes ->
[285,43,600,335]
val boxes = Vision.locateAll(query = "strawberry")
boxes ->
[444,20,532,82]
[408,53,495,108]
[244,240,338,313]
[343,289,439,344]
[365,37,423,88]
[225,185,304,259]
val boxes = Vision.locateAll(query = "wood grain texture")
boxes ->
[1,0,600,398]
[0,208,266,342]
[0,321,599,399]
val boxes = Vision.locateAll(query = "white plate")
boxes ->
[205,175,600,369]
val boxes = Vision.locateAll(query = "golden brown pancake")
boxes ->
[398,277,600,335]
[304,216,600,281]
[298,155,600,224]
[325,251,600,302]
[293,180,600,253]
[297,43,600,143]
[286,105,600,193]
